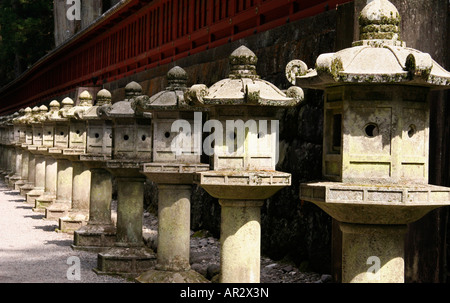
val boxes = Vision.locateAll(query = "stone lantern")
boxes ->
[186,45,302,283]
[0,116,6,176]
[45,98,74,221]
[94,81,155,277]
[9,107,32,190]
[1,112,20,182]
[72,89,116,251]
[81,89,113,159]
[131,66,210,283]
[26,105,49,204]
[33,101,60,212]
[16,106,37,193]
[10,107,33,192]
[56,91,93,233]
[0,116,6,172]
[289,0,450,283]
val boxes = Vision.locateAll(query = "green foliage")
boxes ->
[0,0,54,87]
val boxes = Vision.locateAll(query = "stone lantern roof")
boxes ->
[186,45,303,106]
[132,66,198,112]
[1,112,18,132]
[96,89,112,106]
[61,97,74,107]
[63,91,94,120]
[39,105,48,113]
[54,97,74,121]
[5,112,18,125]
[43,100,61,121]
[124,81,143,99]
[11,108,25,124]
[81,89,112,120]
[166,65,188,89]
[23,106,39,125]
[359,0,400,40]
[98,81,143,119]
[14,107,32,125]
[31,105,48,123]
[293,0,450,89]
[32,106,40,113]
[78,90,94,106]
[5,108,20,124]
[0,115,7,126]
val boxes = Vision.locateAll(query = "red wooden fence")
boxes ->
[0,0,352,114]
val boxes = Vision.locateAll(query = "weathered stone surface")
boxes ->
[165,12,333,273]
[219,199,264,283]
[43,3,349,275]
[340,223,407,283]
[185,46,302,107]
[300,182,450,224]
[95,246,156,278]
[93,153,155,277]
[292,0,450,283]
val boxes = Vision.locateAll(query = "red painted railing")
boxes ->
[0,0,352,114]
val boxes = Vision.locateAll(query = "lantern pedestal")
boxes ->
[300,181,450,282]
[291,0,450,283]
[45,153,73,221]
[33,101,61,211]
[219,199,264,283]
[26,149,46,204]
[72,89,115,250]
[33,155,58,212]
[72,166,116,252]
[136,164,210,283]
[339,222,407,283]
[58,158,91,233]
[4,147,15,186]
[94,168,156,277]
[57,153,90,230]
[13,149,29,190]
[19,149,35,196]
[197,170,291,283]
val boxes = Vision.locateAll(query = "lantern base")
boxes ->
[19,182,35,197]
[26,188,45,204]
[58,210,89,233]
[94,246,156,278]
[300,181,450,283]
[33,193,56,212]
[196,170,291,200]
[44,200,71,221]
[72,223,116,252]
[12,178,26,190]
[300,181,450,225]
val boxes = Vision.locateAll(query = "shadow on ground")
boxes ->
[34,225,58,232]
[44,239,74,247]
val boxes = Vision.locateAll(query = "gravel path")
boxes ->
[0,179,128,283]
[0,178,325,284]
